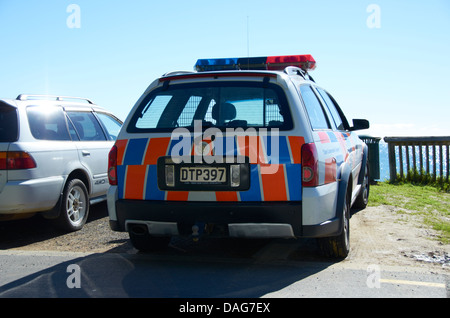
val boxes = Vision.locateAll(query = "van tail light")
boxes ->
[301,143,319,187]
[108,145,118,185]
[0,151,37,170]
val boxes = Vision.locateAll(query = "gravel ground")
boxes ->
[0,202,130,254]
[0,202,449,274]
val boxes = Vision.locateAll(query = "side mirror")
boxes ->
[350,119,370,131]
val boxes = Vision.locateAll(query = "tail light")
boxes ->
[108,145,118,185]
[0,152,6,170]
[0,151,37,170]
[301,143,319,187]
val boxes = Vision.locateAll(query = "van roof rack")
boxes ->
[161,71,196,77]
[283,66,315,82]
[16,94,94,104]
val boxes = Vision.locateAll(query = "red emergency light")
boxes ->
[266,55,316,71]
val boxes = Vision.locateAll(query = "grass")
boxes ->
[396,169,450,192]
[369,182,450,244]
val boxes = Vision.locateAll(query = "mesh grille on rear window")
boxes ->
[128,82,292,133]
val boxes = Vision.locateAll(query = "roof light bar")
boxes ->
[194,55,316,72]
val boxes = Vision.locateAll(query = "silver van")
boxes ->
[107,55,370,258]
[0,95,122,231]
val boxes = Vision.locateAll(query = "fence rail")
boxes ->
[384,136,450,182]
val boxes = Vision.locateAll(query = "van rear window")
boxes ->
[0,103,18,142]
[128,82,292,133]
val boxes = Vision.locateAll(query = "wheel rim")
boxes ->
[362,165,369,203]
[66,185,86,225]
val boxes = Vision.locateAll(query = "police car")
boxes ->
[107,55,370,258]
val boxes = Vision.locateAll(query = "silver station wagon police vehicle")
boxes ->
[0,95,122,231]
[107,55,370,258]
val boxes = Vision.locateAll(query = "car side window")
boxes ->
[67,111,107,141]
[317,88,345,131]
[299,85,330,130]
[95,112,122,141]
[0,103,18,142]
[66,115,80,141]
[27,106,71,141]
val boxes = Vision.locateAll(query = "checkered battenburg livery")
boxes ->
[113,131,360,202]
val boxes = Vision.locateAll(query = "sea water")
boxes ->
[374,140,448,182]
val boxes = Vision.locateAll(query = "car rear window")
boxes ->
[128,82,292,133]
[0,103,18,142]
[27,106,71,141]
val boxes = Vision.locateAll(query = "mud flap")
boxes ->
[334,163,352,236]
[357,144,369,185]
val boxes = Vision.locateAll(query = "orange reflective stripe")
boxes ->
[124,165,147,200]
[317,131,330,143]
[288,136,305,164]
[166,191,189,201]
[334,132,347,155]
[237,135,260,164]
[143,138,170,165]
[215,191,238,202]
[261,164,287,201]
[115,139,128,165]
[324,158,337,184]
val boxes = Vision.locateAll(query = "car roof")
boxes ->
[0,95,110,113]
[157,67,315,86]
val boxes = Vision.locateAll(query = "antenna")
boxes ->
[247,15,250,57]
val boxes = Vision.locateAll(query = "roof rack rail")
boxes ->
[283,66,315,82]
[16,94,94,104]
[161,71,196,77]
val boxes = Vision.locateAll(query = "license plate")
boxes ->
[180,167,226,183]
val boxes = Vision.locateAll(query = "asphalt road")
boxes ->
[0,247,448,300]
[0,205,448,300]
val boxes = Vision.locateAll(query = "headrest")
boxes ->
[212,103,236,122]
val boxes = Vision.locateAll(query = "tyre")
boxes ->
[128,225,170,252]
[318,189,351,259]
[354,160,370,209]
[54,178,89,232]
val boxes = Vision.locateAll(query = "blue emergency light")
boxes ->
[194,55,316,72]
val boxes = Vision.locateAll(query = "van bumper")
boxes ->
[108,198,342,239]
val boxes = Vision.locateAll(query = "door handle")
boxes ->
[82,150,91,156]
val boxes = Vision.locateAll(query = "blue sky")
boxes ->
[0,0,449,137]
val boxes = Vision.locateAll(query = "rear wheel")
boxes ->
[54,178,89,232]
[318,189,350,259]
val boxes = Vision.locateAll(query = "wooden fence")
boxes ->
[384,136,450,182]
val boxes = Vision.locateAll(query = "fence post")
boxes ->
[387,142,396,182]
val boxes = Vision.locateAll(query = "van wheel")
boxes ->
[54,179,89,232]
[354,161,370,209]
[318,190,350,259]
[128,225,170,252]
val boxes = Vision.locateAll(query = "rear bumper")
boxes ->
[109,197,342,239]
[0,177,63,214]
